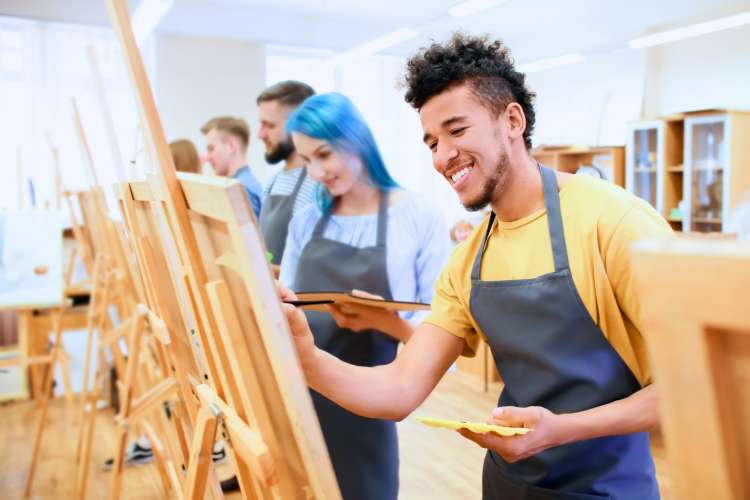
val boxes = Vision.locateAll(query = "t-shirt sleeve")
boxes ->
[603,202,673,384]
[423,253,480,356]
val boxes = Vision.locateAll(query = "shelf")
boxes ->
[634,168,657,173]
[691,166,724,172]
[666,165,684,172]
[691,218,722,224]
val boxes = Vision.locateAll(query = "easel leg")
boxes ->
[183,403,221,500]
[23,309,64,497]
[77,258,103,464]
[76,352,104,500]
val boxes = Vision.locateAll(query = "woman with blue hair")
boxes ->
[279,92,451,500]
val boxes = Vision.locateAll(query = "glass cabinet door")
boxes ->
[631,128,658,207]
[688,120,725,232]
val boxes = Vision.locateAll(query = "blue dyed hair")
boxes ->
[286,92,399,213]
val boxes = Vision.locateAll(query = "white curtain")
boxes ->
[0,15,155,213]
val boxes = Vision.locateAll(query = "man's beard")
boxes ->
[265,136,295,164]
[464,152,509,212]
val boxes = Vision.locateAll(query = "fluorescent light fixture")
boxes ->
[132,0,174,46]
[517,53,585,73]
[325,28,419,68]
[629,11,750,49]
[449,0,506,18]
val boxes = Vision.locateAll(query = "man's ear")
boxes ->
[226,135,239,154]
[505,102,527,143]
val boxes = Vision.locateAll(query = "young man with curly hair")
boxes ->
[281,33,670,499]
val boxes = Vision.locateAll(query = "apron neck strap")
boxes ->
[312,189,390,247]
[470,165,569,280]
[291,167,308,195]
[375,189,389,247]
[540,165,569,273]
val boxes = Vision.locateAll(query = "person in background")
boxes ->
[256,80,318,269]
[200,116,262,217]
[169,138,201,174]
[280,33,671,499]
[279,92,451,500]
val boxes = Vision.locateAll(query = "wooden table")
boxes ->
[0,211,77,402]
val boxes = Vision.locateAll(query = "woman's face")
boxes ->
[292,132,365,197]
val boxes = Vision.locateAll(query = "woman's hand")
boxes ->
[328,289,414,342]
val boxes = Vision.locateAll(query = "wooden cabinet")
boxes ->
[627,121,662,210]
[531,146,625,187]
[626,110,750,233]
[684,111,750,233]
[627,118,685,231]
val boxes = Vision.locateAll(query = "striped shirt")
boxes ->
[263,166,318,217]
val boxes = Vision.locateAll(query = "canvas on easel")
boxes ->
[632,237,750,500]
[104,0,340,498]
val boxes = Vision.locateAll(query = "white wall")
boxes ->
[527,50,647,147]
[154,34,268,180]
[642,24,750,117]
[526,24,750,149]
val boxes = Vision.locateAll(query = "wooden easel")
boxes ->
[114,180,224,499]
[105,0,340,497]
[633,237,750,500]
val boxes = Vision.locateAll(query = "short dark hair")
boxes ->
[200,116,249,149]
[256,80,315,107]
[403,33,536,150]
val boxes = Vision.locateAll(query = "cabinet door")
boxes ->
[685,117,726,232]
[628,126,659,209]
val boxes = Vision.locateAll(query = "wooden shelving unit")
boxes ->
[626,118,685,231]
[531,145,625,187]
[683,110,750,233]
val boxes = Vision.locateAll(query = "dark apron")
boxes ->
[258,167,308,265]
[469,166,659,500]
[293,191,398,500]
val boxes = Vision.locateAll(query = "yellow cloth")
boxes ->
[425,174,672,386]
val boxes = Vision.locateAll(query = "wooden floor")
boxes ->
[0,371,672,499]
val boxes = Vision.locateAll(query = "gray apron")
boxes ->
[258,167,308,265]
[470,166,659,499]
[293,191,398,500]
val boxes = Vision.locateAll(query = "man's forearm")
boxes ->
[555,384,659,446]
[302,347,418,420]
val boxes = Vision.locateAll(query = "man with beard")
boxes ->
[279,34,671,499]
[256,81,317,267]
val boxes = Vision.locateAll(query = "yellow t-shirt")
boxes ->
[425,174,672,387]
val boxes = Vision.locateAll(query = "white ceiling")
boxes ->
[2,0,750,62]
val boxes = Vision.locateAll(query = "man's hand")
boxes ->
[458,406,562,463]
[277,280,317,368]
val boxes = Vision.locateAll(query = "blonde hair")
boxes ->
[169,139,201,173]
[200,116,250,150]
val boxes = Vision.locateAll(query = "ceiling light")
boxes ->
[517,53,585,73]
[132,0,174,46]
[629,11,750,49]
[325,28,419,68]
[449,0,506,18]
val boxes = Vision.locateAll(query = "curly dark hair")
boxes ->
[403,33,536,150]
